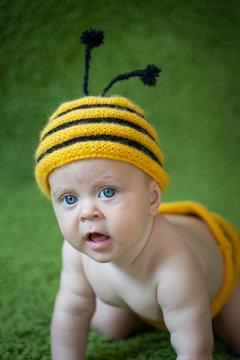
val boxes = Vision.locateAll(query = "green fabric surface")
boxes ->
[0,0,239,359]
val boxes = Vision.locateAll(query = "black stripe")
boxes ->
[53,104,146,120]
[37,134,162,166]
[42,117,155,141]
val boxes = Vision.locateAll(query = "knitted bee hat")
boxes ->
[35,28,169,198]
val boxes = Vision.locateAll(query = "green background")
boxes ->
[0,0,239,359]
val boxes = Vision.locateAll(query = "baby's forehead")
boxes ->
[49,158,152,186]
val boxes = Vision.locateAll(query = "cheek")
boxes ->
[55,216,68,238]
[109,203,150,235]
[53,209,75,239]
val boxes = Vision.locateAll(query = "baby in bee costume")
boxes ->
[35,28,240,359]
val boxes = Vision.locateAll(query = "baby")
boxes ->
[35,29,240,360]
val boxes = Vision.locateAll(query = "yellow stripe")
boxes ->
[36,123,164,165]
[49,96,145,121]
[40,107,158,142]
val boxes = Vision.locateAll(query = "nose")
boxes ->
[79,200,103,222]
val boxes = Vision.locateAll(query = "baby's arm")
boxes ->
[157,253,214,360]
[51,240,95,360]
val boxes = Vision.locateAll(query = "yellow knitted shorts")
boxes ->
[142,201,240,328]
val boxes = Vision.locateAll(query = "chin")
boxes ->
[87,253,115,263]
[85,249,122,264]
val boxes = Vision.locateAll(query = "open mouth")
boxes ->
[86,232,111,250]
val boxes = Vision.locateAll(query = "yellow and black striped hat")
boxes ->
[34,28,169,197]
[35,95,169,197]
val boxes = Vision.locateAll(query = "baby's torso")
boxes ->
[82,212,224,323]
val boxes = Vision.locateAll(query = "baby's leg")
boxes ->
[213,277,240,355]
[91,297,144,340]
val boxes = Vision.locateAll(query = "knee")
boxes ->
[91,316,141,340]
[91,308,144,340]
[91,317,128,340]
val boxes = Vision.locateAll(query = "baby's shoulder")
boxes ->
[152,212,220,262]
[162,212,221,265]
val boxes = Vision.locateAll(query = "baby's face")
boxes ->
[49,158,160,264]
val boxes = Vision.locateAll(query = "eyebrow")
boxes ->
[50,187,69,198]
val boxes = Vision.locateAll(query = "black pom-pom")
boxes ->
[80,28,104,50]
[140,64,161,86]
[80,28,104,95]
[101,64,162,96]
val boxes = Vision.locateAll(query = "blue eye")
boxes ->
[62,195,78,206]
[99,188,116,199]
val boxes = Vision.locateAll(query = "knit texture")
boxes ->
[35,96,169,197]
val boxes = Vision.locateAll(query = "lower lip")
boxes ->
[87,236,111,250]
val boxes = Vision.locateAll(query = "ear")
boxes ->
[149,180,161,216]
